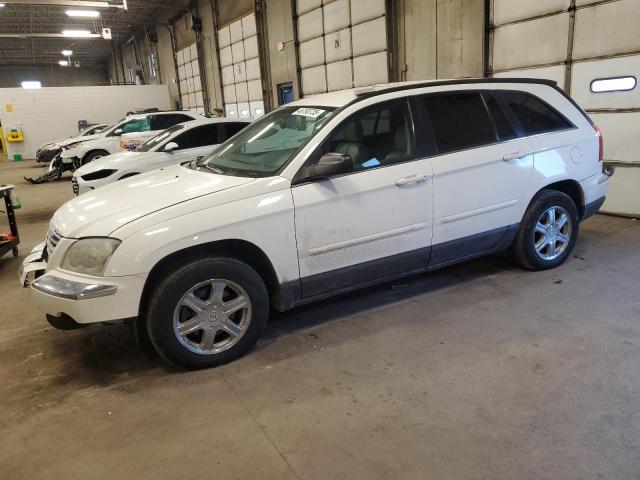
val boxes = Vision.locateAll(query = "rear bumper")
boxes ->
[582,196,606,221]
[579,172,609,220]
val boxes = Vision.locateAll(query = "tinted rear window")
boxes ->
[421,93,497,154]
[500,92,572,136]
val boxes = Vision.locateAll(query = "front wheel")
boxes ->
[511,189,579,271]
[146,257,269,368]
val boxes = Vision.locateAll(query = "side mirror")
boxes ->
[309,153,354,179]
[113,128,123,136]
[164,142,179,153]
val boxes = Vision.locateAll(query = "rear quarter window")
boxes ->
[500,92,573,136]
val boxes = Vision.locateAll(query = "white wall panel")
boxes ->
[223,84,237,103]
[573,0,640,60]
[222,65,234,85]
[235,82,249,102]
[353,52,388,86]
[241,13,257,37]
[600,165,640,216]
[571,56,640,110]
[248,79,263,101]
[299,37,325,68]
[231,41,245,63]
[229,19,243,44]
[245,57,261,81]
[493,65,566,86]
[352,17,387,57]
[590,112,640,164]
[298,8,324,42]
[177,49,185,66]
[225,103,238,117]
[325,28,351,63]
[243,35,259,60]
[302,65,327,94]
[250,101,265,118]
[182,94,190,109]
[233,62,247,83]
[492,0,569,26]
[296,0,388,96]
[296,0,321,15]
[191,60,200,77]
[218,26,231,48]
[220,46,233,67]
[238,102,251,118]
[327,60,352,90]
[0,85,171,158]
[492,13,569,70]
[185,62,193,78]
[351,0,385,25]
[323,0,349,33]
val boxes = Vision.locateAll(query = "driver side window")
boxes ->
[321,100,416,171]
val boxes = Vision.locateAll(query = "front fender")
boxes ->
[104,189,299,285]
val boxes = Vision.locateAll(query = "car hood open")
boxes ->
[51,165,255,238]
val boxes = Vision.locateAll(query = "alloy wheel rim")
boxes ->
[173,279,252,355]
[533,206,572,261]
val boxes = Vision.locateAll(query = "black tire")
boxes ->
[83,150,109,166]
[511,189,579,271]
[146,257,269,369]
[12,247,18,257]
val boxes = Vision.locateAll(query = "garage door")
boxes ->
[177,44,205,113]
[218,12,265,119]
[489,0,640,216]
[295,0,389,96]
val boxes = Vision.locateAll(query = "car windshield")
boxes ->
[138,124,187,152]
[196,106,336,177]
[102,118,125,135]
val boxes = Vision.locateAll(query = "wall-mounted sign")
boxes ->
[5,105,13,112]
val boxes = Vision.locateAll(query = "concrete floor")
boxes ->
[1,160,639,480]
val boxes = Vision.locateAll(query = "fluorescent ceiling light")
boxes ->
[62,30,92,37]
[22,81,42,89]
[62,50,73,56]
[66,10,100,18]
[59,60,69,66]
[0,4,5,7]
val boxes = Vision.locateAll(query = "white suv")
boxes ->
[60,111,203,168]
[71,118,250,195]
[20,79,610,368]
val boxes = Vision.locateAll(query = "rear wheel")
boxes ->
[146,257,269,368]
[511,189,579,270]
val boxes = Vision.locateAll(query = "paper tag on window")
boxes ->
[293,108,326,118]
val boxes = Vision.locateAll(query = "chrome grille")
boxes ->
[72,177,79,196]
[46,226,61,254]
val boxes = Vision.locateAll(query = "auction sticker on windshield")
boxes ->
[293,108,327,118]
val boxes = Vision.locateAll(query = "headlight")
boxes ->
[81,169,117,181]
[64,142,84,150]
[61,238,121,276]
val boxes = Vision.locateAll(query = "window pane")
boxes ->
[501,92,572,136]
[221,122,248,141]
[202,106,336,176]
[174,125,219,149]
[122,118,151,133]
[323,101,415,170]
[591,76,636,93]
[422,93,496,154]
[483,93,518,141]
[153,114,192,131]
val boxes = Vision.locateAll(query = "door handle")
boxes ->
[503,150,532,162]
[396,174,429,186]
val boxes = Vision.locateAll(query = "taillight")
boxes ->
[593,124,604,162]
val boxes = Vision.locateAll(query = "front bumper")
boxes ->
[36,148,60,163]
[20,243,147,325]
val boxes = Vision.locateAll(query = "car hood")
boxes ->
[74,151,151,176]
[52,165,255,238]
